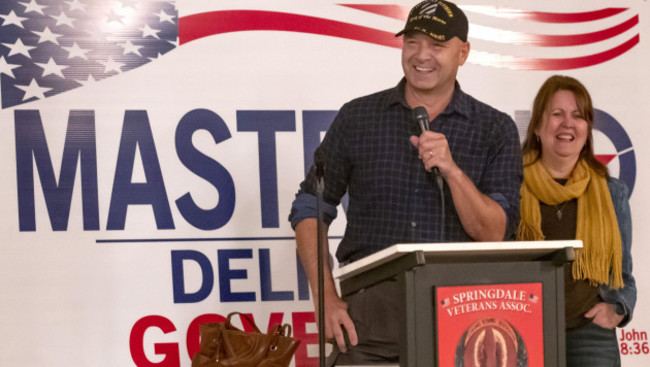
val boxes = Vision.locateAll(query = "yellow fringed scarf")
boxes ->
[517,156,623,288]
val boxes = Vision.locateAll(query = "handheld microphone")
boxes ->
[413,106,429,133]
[412,107,443,187]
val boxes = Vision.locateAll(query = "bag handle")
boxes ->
[268,324,294,351]
[269,323,292,336]
[226,312,262,334]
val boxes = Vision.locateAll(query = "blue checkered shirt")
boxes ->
[289,79,523,264]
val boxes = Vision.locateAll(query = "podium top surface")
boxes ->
[333,240,582,281]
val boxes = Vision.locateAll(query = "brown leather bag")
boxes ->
[191,312,300,367]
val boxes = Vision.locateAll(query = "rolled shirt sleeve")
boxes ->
[289,190,338,229]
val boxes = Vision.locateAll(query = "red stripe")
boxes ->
[525,15,638,47]
[515,8,628,23]
[179,10,401,48]
[338,4,409,21]
[488,34,640,70]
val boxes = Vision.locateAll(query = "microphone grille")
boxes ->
[412,106,429,121]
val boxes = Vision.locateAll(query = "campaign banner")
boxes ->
[1,0,649,366]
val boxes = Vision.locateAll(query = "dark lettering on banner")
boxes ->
[237,111,296,228]
[13,109,337,232]
[171,250,215,304]
[218,248,256,302]
[259,248,294,301]
[171,248,306,304]
[175,109,235,230]
[15,110,99,231]
[107,110,175,230]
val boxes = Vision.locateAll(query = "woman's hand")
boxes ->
[585,302,624,329]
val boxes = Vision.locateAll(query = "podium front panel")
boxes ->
[400,260,564,367]
[435,282,544,366]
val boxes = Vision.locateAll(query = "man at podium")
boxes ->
[288,1,523,364]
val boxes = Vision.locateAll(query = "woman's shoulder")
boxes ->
[606,176,630,202]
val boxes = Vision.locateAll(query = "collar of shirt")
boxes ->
[385,78,470,120]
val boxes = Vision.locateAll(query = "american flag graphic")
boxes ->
[0,0,177,109]
[1,2,641,109]
[529,293,539,304]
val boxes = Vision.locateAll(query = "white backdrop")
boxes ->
[0,1,648,366]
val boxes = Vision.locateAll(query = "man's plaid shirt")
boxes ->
[290,79,523,264]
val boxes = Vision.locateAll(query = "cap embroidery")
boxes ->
[418,2,439,16]
[439,2,454,18]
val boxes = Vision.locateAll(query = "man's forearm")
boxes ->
[294,218,359,350]
[445,168,507,241]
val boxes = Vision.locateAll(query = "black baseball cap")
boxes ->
[395,0,469,42]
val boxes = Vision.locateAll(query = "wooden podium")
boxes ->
[333,240,583,367]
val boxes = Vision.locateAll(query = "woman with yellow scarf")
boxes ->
[518,75,636,366]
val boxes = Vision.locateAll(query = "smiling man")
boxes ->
[289,1,523,364]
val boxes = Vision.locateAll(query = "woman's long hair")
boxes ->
[521,75,608,177]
